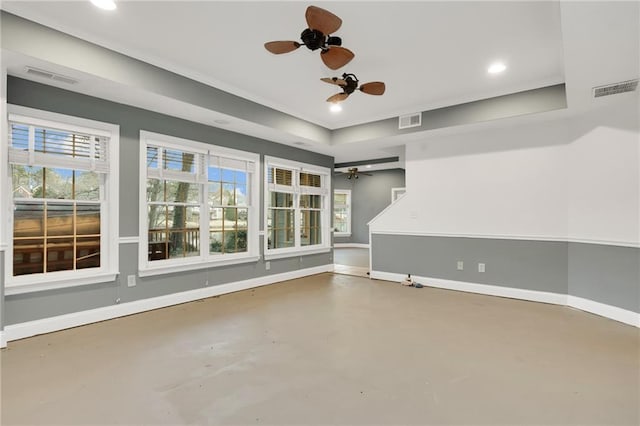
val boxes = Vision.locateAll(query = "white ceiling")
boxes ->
[1,1,637,165]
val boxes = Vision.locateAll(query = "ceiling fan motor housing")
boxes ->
[301,28,325,50]
[326,36,342,46]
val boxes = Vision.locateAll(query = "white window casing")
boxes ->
[334,189,352,237]
[4,105,119,294]
[138,131,259,276]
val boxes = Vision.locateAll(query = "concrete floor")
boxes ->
[2,273,639,425]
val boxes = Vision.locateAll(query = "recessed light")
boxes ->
[488,62,506,74]
[330,103,342,113]
[365,165,372,169]
[91,0,117,11]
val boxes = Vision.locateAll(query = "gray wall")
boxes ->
[334,169,405,244]
[372,234,639,313]
[3,77,333,326]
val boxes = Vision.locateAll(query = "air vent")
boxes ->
[593,79,638,98]
[399,113,422,129]
[25,66,78,85]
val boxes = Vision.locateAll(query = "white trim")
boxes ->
[391,187,406,203]
[369,270,638,328]
[138,255,260,277]
[370,271,567,306]
[333,188,351,237]
[264,247,331,261]
[0,243,7,252]
[567,295,640,328]
[118,236,139,244]
[3,264,333,345]
[0,331,6,349]
[5,272,118,296]
[334,243,370,249]
[370,230,639,248]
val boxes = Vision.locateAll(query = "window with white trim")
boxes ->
[333,189,351,237]
[5,106,119,294]
[264,156,331,258]
[139,131,259,275]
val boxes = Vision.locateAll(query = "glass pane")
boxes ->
[209,207,223,233]
[209,231,223,254]
[11,165,43,199]
[222,183,235,206]
[334,221,347,233]
[47,203,74,236]
[270,192,293,208]
[300,172,321,187]
[76,204,100,236]
[14,203,44,238]
[269,167,292,186]
[148,205,167,231]
[208,182,222,205]
[166,181,198,204]
[222,169,234,183]
[334,193,347,204]
[268,209,294,249]
[146,146,159,168]
[237,208,248,228]
[13,238,44,276]
[10,124,29,150]
[46,237,74,272]
[300,195,321,209]
[224,230,238,253]
[76,236,101,270]
[223,207,238,225]
[208,166,221,182]
[74,171,100,201]
[235,171,247,185]
[45,168,73,199]
[236,229,248,252]
[235,184,248,206]
[167,206,200,258]
[163,149,195,173]
[147,179,164,202]
[148,239,169,261]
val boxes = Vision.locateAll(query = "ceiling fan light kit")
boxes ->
[264,5,386,103]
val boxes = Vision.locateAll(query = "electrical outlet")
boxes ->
[478,263,486,273]
[265,261,271,270]
[205,279,209,287]
[127,275,136,287]
[457,261,464,270]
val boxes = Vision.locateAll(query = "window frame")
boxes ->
[333,189,352,237]
[138,131,259,277]
[3,105,119,295]
[264,156,331,260]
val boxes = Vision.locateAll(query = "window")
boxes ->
[333,189,352,237]
[264,156,331,259]
[5,106,119,294]
[139,131,259,276]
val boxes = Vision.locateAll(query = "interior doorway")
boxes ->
[333,247,370,277]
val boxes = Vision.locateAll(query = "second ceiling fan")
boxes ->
[322,73,386,103]
[264,6,355,70]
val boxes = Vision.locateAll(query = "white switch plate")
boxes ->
[478,263,486,273]
[457,261,464,270]
[265,261,271,270]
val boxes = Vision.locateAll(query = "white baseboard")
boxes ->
[567,295,640,328]
[0,331,6,349]
[3,264,333,345]
[370,271,566,305]
[334,243,370,249]
[370,270,638,327]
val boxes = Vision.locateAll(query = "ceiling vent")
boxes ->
[399,113,422,129]
[592,79,638,98]
[25,66,78,85]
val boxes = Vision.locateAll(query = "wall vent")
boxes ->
[399,113,422,129]
[25,66,78,85]
[592,79,638,98]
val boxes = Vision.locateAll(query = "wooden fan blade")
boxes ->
[326,93,349,103]
[264,41,301,54]
[321,77,347,86]
[305,5,342,35]
[320,46,355,70]
[359,82,386,95]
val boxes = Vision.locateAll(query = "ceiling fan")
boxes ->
[322,73,386,103]
[264,5,355,70]
[336,167,373,180]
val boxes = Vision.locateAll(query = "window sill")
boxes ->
[139,254,261,277]
[334,233,352,238]
[264,246,331,261]
[5,271,118,295]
